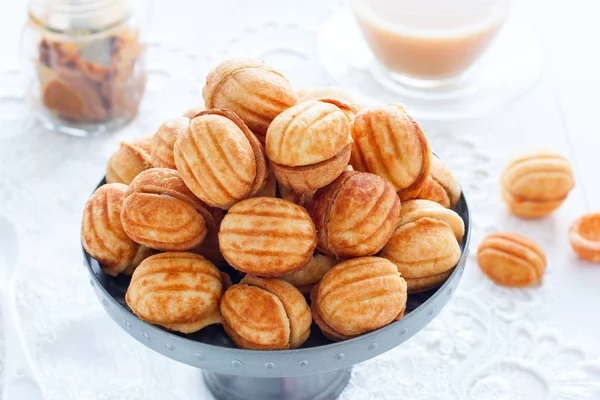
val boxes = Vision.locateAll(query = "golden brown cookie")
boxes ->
[404,270,454,294]
[81,183,138,276]
[151,117,189,169]
[254,170,278,198]
[570,213,600,263]
[297,87,359,107]
[309,170,401,258]
[309,283,354,342]
[182,105,205,119]
[220,285,281,350]
[266,100,352,192]
[350,105,430,200]
[192,208,226,266]
[278,184,316,209]
[415,155,461,208]
[477,232,546,286]
[218,197,317,277]
[379,199,464,293]
[120,168,214,251]
[318,98,361,122]
[236,275,311,348]
[312,257,407,340]
[174,109,268,209]
[501,149,575,218]
[126,252,224,334]
[122,245,157,276]
[202,58,297,143]
[106,136,153,185]
[281,254,338,295]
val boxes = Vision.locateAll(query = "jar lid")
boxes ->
[29,0,133,32]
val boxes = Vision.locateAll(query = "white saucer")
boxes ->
[316,10,544,120]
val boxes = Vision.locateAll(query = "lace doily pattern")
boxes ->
[344,301,600,400]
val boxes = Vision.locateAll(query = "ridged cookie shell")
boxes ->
[82,183,138,276]
[218,197,317,277]
[125,252,223,334]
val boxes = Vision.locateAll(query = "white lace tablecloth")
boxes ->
[1,1,600,399]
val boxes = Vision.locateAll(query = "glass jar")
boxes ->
[22,0,150,137]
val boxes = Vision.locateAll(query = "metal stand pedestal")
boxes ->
[203,368,352,400]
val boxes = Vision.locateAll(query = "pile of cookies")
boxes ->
[478,148,600,287]
[81,58,466,350]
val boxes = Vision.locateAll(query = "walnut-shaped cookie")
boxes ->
[106,136,152,185]
[202,58,297,143]
[297,86,359,107]
[220,276,312,350]
[126,252,225,334]
[477,232,546,286]
[501,149,575,218]
[219,197,317,277]
[121,168,214,251]
[281,254,337,295]
[174,109,268,209]
[297,88,361,126]
[311,257,407,341]
[415,155,461,208]
[309,170,401,258]
[379,199,464,293]
[570,213,600,263]
[319,98,360,122]
[266,100,352,192]
[122,245,157,276]
[182,105,205,119]
[151,117,189,169]
[192,208,226,266]
[278,183,315,209]
[350,105,431,200]
[254,170,278,198]
[278,167,355,210]
[82,183,138,276]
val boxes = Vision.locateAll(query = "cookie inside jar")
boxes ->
[36,27,145,124]
[25,0,149,135]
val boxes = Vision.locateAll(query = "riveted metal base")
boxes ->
[203,368,352,400]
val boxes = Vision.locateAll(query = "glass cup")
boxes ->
[351,0,510,87]
[317,0,543,119]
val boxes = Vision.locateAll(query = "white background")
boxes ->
[0,0,599,399]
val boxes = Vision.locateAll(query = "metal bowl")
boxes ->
[84,178,471,400]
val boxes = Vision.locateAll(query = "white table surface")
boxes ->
[1,0,600,399]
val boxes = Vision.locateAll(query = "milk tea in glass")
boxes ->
[352,0,510,83]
